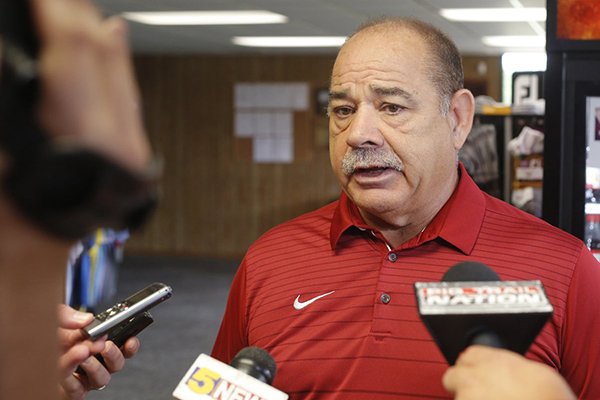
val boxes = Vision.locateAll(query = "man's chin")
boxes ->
[347,186,408,212]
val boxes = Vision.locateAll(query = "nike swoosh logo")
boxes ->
[293,291,335,310]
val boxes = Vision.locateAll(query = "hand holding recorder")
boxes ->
[57,305,140,400]
[63,283,172,400]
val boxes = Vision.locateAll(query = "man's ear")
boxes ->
[446,89,475,151]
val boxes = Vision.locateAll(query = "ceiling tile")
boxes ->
[94,0,547,54]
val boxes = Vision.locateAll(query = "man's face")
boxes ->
[328,27,463,226]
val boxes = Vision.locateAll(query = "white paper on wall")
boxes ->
[288,83,310,110]
[233,82,304,163]
[234,83,309,110]
[253,137,293,163]
[254,112,273,135]
[273,111,293,137]
[234,85,251,109]
[234,111,255,138]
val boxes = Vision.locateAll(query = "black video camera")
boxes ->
[0,1,158,240]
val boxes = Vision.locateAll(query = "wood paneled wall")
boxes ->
[127,55,341,259]
[463,56,502,100]
[127,54,501,259]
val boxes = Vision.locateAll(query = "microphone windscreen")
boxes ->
[172,350,288,400]
[442,261,500,282]
[230,347,277,385]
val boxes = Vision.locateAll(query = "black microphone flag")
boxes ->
[414,262,553,365]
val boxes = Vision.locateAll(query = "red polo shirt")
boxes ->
[212,165,600,399]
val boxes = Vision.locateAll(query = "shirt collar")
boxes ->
[329,163,485,254]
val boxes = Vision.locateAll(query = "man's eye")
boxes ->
[332,106,354,117]
[381,103,404,114]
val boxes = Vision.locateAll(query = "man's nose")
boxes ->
[346,106,384,148]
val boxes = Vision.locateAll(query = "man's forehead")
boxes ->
[329,54,425,96]
[332,29,428,76]
[338,24,424,55]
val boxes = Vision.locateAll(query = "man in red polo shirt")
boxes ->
[212,17,600,399]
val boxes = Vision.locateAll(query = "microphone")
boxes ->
[172,347,288,400]
[414,261,553,365]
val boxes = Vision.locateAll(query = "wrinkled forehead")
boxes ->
[330,27,432,91]
[331,26,431,82]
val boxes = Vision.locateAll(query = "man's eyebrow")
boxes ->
[328,86,414,102]
[371,85,413,100]
[328,90,349,101]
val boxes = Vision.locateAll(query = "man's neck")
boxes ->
[358,167,460,249]
[359,206,437,248]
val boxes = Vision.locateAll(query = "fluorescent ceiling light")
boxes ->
[440,8,546,22]
[122,11,288,25]
[482,36,546,48]
[232,36,347,48]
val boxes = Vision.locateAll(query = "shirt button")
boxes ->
[380,293,391,304]
[388,253,397,262]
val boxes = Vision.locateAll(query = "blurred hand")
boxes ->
[442,345,575,400]
[57,304,140,400]
[29,0,151,174]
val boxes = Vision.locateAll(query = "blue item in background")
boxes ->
[66,229,129,313]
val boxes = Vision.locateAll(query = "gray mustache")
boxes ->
[341,148,404,175]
